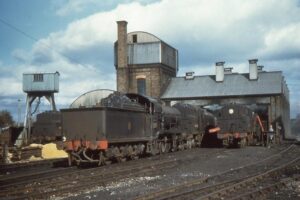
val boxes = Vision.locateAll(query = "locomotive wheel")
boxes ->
[171,136,178,152]
[247,134,254,146]
[127,145,138,160]
[99,151,112,166]
[165,143,171,153]
[117,157,127,163]
[98,152,104,166]
[67,153,73,166]
[130,145,141,160]
[160,142,165,153]
[131,155,139,160]
[105,160,112,165]
[240,138,247,148]
[159,141,170,154]
[186,139,193,149]
[150,141,160,155]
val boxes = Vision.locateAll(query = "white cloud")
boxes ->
[0,77,22,96]
[54,0,100,16]
[2,0,300,118]
[53,0,161,17]
[41,0,300,65]
[11,49,30,63]
[259,23,300,59]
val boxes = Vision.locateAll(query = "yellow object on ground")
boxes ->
[29,155,42,161]
[41,143,68,159]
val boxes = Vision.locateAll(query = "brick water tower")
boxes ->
[114,21,178,98]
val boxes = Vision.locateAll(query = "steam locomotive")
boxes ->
[212,104,262,147]
[61,92,217,166]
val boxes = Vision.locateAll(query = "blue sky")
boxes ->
[0,0,299,122]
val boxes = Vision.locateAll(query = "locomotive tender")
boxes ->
[61,92,216,166]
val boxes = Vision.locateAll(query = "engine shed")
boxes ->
[161,60,291,139]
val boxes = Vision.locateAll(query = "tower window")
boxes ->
[132,34,137,43]
[137,78,146,95]
[33,74,43,82]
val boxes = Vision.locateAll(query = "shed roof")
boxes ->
[70,89,114,108]
[161,71,284,100]
[127,31,161,44]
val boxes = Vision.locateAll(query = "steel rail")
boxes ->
[198,156,300,200]
[135,144,296,200]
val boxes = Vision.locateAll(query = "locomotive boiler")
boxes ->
[61,92,216,166]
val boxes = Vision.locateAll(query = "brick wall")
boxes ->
[126,64,176,98]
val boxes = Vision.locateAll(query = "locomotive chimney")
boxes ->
[249,59,258,80]
[116,20,129,93]
[215,61,225,82]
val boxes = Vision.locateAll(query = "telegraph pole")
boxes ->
[18,99,21,127]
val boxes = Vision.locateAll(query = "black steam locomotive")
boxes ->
[61,92,216,166]
[213,104,262,147]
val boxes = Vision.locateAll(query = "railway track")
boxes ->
[0,146,229,200]
[1,145,294,199]
[233,174,300,199]
[0,155,178,199]
[0,157,68,175]
[198,156,300,200]
[135,144,300,200]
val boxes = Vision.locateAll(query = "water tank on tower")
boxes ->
[15,72,60,146]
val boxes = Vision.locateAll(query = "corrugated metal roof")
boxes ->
[161,71,283,100]
[127,31,161,43]
[70,89,115,108]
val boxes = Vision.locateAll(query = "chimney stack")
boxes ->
[117,21,128,68]
[215,61,225,82]
[249,59,258,80]
[185,72,195,80]
[116,20,129,93]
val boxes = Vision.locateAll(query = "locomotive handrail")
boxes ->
[256,115,265,132]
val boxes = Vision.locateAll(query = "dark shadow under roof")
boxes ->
[161,71,283,100]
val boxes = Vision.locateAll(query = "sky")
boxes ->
[0,0,299,122]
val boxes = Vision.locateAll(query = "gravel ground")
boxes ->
[63,144,296,200]
[267,178,300,199]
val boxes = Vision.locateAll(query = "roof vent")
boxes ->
[215,61,225,82]
[249,59,258,80]
[257,65,264,72]
[224,67,233,74]
[185,72,195,80]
